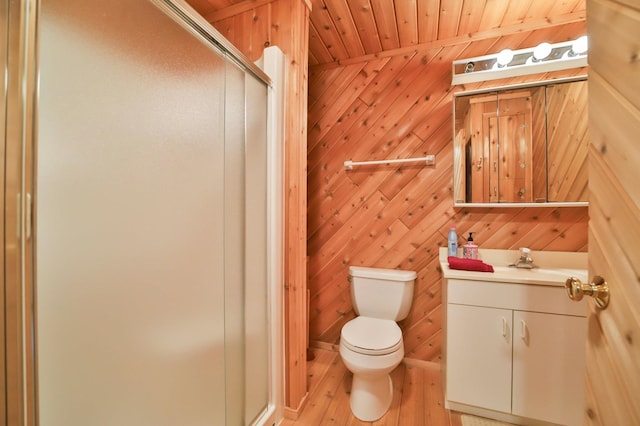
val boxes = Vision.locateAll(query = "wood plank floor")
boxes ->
[281,348,464,426]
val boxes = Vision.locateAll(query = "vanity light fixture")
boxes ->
[452,37,588,85]
[533,42,552,60]
[495,49,514,67]
[524,42,553,65]
[563,35,588,58]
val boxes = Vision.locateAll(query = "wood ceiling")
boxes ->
[186,0,587,67]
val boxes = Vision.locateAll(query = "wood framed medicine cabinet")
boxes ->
[453,76,588,207]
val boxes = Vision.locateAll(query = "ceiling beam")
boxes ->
[203,0,311,22]
[311,10,586,71]
[203,0,274,22]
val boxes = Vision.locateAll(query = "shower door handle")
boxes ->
[26,193,32,240]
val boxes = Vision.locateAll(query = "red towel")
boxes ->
[448,256,494,272]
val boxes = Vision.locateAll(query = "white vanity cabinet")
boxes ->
[447,302,512,413]
[444,277,588,426]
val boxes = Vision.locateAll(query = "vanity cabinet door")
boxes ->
[512,311,587,426]
[446,304,512,413]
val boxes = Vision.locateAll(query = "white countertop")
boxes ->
[439,247,588,287]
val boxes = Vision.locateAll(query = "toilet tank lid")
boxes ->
[349,266,417,281]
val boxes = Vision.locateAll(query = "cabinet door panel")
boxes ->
[512,311,587,425]
[447,304,512,413]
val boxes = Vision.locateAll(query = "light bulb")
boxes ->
[572,36,588,55]
[496,49,514,67]
[533,42,552,60]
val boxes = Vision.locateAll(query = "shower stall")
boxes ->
[2,0,284,424]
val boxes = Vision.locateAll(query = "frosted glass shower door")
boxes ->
[224,61,270,426]
[36,1,228,424]
[245,72,269,423]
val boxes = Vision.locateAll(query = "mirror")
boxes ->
[453,77,588,206]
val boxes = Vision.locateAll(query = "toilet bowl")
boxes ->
[339,266,416,421]
[339,316,404,421]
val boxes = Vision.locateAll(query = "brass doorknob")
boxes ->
[565,276,610,309]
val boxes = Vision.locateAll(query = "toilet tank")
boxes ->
[349,266,416,321]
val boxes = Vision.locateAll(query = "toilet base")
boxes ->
[349,373,393,421]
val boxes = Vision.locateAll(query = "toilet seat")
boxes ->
[341,316,402,356]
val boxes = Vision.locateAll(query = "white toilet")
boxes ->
[339,266,416,421]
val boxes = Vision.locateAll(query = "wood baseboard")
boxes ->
[309,340,338,352]
[402,357,441,370]
[283,392,309,420]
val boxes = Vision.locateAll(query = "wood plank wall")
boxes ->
[584,0,640,423]
[307,22,590,363]
[202,0,311,412]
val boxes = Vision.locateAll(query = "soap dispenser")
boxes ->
[463,232,478,260]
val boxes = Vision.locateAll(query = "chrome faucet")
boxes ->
[510,247,537,269]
